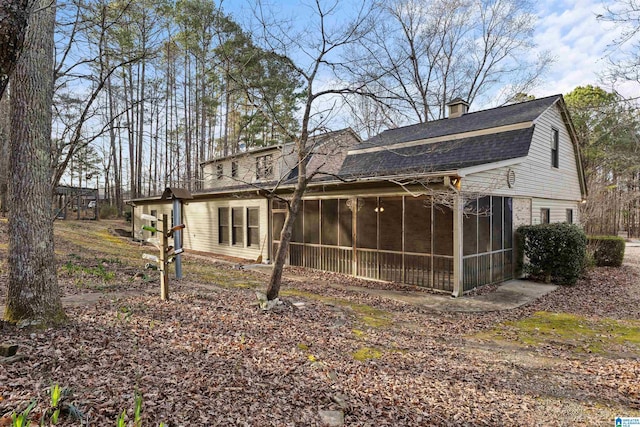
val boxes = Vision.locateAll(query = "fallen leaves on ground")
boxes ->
[0,220,639,426]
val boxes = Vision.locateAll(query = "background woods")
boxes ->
[0,0,638,230]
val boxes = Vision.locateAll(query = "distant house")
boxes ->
[130,95,586,296]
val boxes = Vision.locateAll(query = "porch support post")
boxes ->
[452,193,464,297]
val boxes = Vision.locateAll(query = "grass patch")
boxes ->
[196,270,261,289]
[352,346,382,361]
[61,260,116,282]
[478,311,640,356]
[281,288,392,328]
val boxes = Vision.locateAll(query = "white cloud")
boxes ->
[530,0,635,97]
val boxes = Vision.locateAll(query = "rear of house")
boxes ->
[130,97,586,295]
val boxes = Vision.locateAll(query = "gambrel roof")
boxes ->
[340,95,571,177]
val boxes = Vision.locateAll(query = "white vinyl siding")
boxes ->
[181,197,269,260]
[531,198,580,224]
[462,103,582,203]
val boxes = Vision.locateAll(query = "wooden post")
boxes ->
[160,213,169,300]
[452,193,464,297]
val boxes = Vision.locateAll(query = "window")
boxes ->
[216,163,223,179]
[232,207,244,245]
[247,207,259,246]
[256,154,273,179]
[566,209,573,224]
[541,208,550,224]
[218,208,229,244]
[551,128,559,168]
[150,209,157,237]
[231,161,238,178]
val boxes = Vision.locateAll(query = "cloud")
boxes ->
[530,0,634,97]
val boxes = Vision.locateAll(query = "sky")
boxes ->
[226,0,636,103]
[530,0,634,98]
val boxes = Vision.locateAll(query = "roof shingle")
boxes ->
[353,95,560,151]
[340,127,535,177]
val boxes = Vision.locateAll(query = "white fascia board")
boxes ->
[457,157,527,177]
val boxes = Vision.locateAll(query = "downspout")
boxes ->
[445,176,464,297]
[126,201,137,241]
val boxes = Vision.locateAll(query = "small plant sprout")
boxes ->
[134,392,143,427]
[49,383,62,424]
[11,399,36,427]
[116,409,127,427]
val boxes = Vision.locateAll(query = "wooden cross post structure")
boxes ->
[141,188,192,302]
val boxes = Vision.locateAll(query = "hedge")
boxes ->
[517,223,587,285]
[587,235,625,267]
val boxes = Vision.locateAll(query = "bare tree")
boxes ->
[243,0,384,300]
[350,0,552,123]
[0,0,34,98]
[599,0,640,87]
[5,0,64,324]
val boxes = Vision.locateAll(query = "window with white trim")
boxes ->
[232,207,244,246]
[218,208,229,244]
[256,154,273,179]
[551,128,559,168]
[247,207,259,247]
[541,208,550,224]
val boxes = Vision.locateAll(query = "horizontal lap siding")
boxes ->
[182,198,268,260]
[531,198,580,224]
[463,104,582,204]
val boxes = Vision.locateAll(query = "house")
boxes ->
[129,128,361,260]
[130,95,586,296]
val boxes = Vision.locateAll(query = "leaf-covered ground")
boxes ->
[1,219,639,426]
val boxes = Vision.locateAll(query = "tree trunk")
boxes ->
[137,58,145,197]
[5,0,64,324]
[266,184,304,300]
[266,125,310,300]
[0,87,9,216]
[0,0,32,99]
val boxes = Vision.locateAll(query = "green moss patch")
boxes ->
[352,328,366,338]
[281,289,392,328]
[352,346,382,361]
[478,311,640,356]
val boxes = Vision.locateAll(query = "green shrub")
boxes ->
[587,235,625,267]
[124,208,132,222]
[517,223,587,285]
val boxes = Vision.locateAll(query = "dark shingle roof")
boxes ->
[353,95,560,150]
[340,127,535,177]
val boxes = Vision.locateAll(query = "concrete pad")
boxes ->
[446,280,558,312]
[326,279,557,312]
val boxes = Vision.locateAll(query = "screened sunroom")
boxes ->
[271,193,514,295]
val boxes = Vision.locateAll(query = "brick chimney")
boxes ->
[446,98,469,119]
